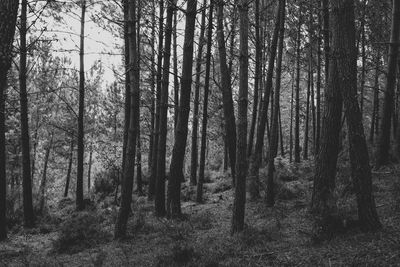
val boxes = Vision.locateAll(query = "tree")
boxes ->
[231,0,249,233]
[155,0,176,217]
[19,0,35,227]
[167,0,197,218]
[76,0,86,211]
[197,0,214,203]
[64,137,74,197]
[312,0,381,236]
[294,4,302,163]
[247,0,261,157]
[265,0,286,207]
[150,0,165,200]
[190,0,207,186]
[0,0,19,242]
[247,0,281,200]
[114,0,140,239]
[216,0,236,185]
[375,0,400,167]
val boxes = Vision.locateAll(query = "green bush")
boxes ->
[53,211,111,253]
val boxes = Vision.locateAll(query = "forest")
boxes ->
[0,0,400,266]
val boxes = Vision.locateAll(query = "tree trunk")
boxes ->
[376,0,400,167]
[322,0,330,83]
[316,8,322,153]
[339,0,381,231]
[216,0,236,186]
[122,0,131,185]
[190,0,207,186]
[64,138,74,198]
[232,0,249,233]
[311,0,343,236]
[155,0,176,217]
[148,0,155,185]
[0,0,19,241]
[289,70,295,162]
[149,0,164,200]
[265,0,285,207]
[167,0,197,218]
[173,9,179,129]
[370,51,380,143]
[39,132,53,214]
[87,143,93,192]
[76,0,86,211]
[114,0,140,239]
[197,2,213,203]
[136,2,143,196]
[247,0,261,157]
[294,5,302,163]
[19,0,36,227]
[247,0,281,200]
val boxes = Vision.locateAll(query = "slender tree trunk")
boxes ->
[20,0,35,227]
[279,108,285,156]
[137,124,143,195]
[266,0,285,207]
[232,0,249,233]
[64,138,74,198]
[190,0,207,186]
[247,0,281,200]
[294,5,302,163]
[149,0,164,200]
[360,0,366,116]
[122,0,130,183]
[39,132,53,214]
[303,58,311,160]
[316,9,322,153]
[216,0,236,185]
[155,0,176,217]
[247,0,261,157]
[148,0,156,197]
[376,0,400,167]
[173,9,179,129]
[114,0,140,239]
[31,111,40,182]
[76,0,86,211]
[322,0,330,82]
[339,0,381,231]
[167,0,197,218]
[0,0,19,241]
[370,51,380,143]
[197,2,213,203]
[87,143,93,192]
[290,70,295,162]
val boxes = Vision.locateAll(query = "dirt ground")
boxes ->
[1,161,400,266]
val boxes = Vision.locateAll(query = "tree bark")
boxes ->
[247,0,261,157]
[311,0,343,235]
[167,0,197,218]
[76,0,86,211]
[294,5,302,163]
[114,0,140,239]
[376,0,400,167]
[247,0,281,200]
[190,0,207,186]
[87,143,93,192]
[232,0,249,233]
[265,0,285,207]
[173,9,179,129]
[149,0,164,200]
[39,132,53,214]
[339,0,381,231]
[64,138,74,198]
[155,0,176,217]
[216,0,236,185]
[197,1,213,203]
[0,0,19,241]
[370,51,380,143]
[19,0,35,227]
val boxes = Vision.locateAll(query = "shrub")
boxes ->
[53,211,111,253]
[94,170,118,197]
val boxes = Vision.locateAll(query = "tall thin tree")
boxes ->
[0,0,19,241]
[232,0,249,233]
[167,0,197,218]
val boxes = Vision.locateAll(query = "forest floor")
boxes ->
[1,159,400,266]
